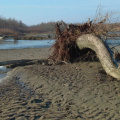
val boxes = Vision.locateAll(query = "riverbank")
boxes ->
[1,47,120,119]
[14,34,55,40]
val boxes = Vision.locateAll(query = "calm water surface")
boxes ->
[0,39,120,50]
[0,39,120,49]
[0,39,55,49]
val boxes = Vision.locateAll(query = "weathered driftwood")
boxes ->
[76,34,120,80]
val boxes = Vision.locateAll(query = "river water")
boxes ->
[0,39,120,50]
[0,39,55,49]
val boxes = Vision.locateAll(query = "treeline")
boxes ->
[0,16,120,37]
[0,17,56,36]
[0,17,27,35]
[27,22,56,33]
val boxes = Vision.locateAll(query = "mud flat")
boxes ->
[1,47,120,119]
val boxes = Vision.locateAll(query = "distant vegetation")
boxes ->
[0,17,56,36]
[27,22,56,34]
[0,17,26,35]
[0,16,120,38]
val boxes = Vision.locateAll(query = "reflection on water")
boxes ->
[0,39,55,49]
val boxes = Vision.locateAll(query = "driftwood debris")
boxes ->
[49,21,108,62]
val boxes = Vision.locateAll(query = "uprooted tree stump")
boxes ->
[49,21,108,62]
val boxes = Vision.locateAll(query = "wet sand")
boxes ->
[0,47,120,119]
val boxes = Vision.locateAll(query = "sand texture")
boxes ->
[0,47,120,119]
[0,48,52,62]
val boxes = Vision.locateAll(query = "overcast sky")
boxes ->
[0,0,120,25]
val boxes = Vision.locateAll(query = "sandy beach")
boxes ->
[1,47,120,119]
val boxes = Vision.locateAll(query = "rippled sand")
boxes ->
[0,47,120,119]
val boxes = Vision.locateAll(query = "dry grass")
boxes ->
[0,28,18,36]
